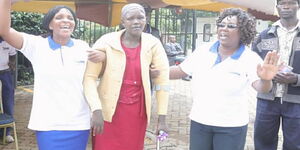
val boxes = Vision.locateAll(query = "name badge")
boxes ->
[2,47,9,50]
[261,38,278,50]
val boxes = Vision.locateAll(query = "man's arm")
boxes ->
[274,72,299,86]
[164,43,178,56]
[175,43,184,54]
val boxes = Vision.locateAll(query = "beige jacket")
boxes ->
[83,30,169,122]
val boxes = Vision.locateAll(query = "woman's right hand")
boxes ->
[91,110,104,136]
[87,49,106,63]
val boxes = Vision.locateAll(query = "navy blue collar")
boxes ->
[210,41,245,64]
[48,36,74,50]
[0,37,3,43]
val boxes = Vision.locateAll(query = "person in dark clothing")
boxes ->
[252,0,300,149]
[141,4,163,90]
[142,4,161,40]
[164,35,184,66]
[0,37,16,143]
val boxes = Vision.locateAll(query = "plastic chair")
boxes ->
[0,81,18,150]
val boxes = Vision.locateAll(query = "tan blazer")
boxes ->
[83,30,169,122]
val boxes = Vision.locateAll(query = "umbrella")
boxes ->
[12,0,278,27]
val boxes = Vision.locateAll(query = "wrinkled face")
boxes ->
[49,8,75,39]
[277,0,299,19]
[217,15,241,48]
[121,8,146,36]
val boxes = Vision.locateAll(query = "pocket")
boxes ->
[71,58,86,72]
[261,38,278,50]
[256,99,277,115]
[119,80,142,104]
[217,70,247,95]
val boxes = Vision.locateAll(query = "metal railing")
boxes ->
[16,8,217,86]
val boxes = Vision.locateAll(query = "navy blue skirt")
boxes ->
[36,130,90,150]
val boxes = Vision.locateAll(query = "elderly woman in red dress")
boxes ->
[83,3,170,150]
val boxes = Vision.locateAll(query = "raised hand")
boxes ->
[257,51,280,81]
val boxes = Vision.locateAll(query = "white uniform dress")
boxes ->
[180,41,263,127]
[19,33,91,150]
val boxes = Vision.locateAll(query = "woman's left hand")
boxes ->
[257,51,280,81]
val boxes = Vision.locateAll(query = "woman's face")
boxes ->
[217,15,241,48]
[121,8,146,36]
[49,8,75,40]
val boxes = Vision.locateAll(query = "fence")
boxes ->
[16,8,218,86]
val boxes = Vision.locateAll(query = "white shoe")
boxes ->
[6,135,14,143]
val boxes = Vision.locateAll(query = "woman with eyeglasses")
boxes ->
[0,0,105,149]
[169,8,280,150]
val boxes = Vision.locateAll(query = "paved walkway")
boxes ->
[0,80,283,150]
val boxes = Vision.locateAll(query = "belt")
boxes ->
[274,97,283,104]
[0,68,10,74]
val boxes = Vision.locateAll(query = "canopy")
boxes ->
[12,0,277,27]
[214,0,276,15]
[12,0,126,26]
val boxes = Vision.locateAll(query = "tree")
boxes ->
[11,11,46,35]
[11,11,46,85]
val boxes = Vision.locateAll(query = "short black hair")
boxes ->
[140,3,153,14]
[216,8,256,46]
[42,5,77,34]
[277,0,300,4]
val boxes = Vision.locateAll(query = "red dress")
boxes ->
[92,41,147,150]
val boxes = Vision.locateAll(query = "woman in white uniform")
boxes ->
[0,1,104,150]
[170,8,280,150]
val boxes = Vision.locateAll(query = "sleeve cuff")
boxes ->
[153,85,170,92]
[292,74,300,87]
[95,48,106,53]
[90,102,102,112]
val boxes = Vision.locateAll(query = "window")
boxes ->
[203,24,211,42]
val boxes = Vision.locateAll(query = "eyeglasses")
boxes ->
[217,23,239,29]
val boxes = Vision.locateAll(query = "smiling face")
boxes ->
[277,0,299,19]
[121,8,146,37]
[217,15,241,49]
[48,8,75,40]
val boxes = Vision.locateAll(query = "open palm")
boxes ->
[257,51,279,81]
